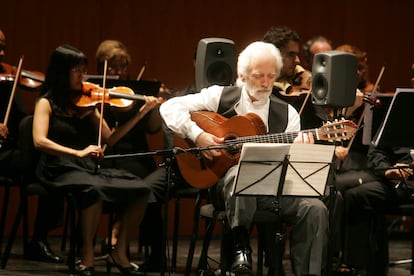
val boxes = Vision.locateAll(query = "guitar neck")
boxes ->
[229,129,319,144]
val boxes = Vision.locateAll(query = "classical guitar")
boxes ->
[174,111,357,189]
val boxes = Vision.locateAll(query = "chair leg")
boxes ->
[1,186,26,269]
[171,196,180,271]
[60,203,70,252]
[0,184,11,254]
[411,216,414,275]
[184,193,202,276]
[66,194,78,273]
[197,215,217,272]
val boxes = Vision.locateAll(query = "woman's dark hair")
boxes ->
[42,44,88,110]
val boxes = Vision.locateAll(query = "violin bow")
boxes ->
[136,63,146,81]
[97,58,108,149]
[3,56,24,126]
[298,88,312,116]
[94,57,109,173]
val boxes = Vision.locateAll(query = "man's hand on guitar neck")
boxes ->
[195,132,225,160]
[293,131,314,144]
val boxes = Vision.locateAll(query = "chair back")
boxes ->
[17,115,39,182]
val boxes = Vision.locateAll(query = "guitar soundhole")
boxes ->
[224,136,242,155]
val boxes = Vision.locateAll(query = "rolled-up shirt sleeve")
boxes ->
[159,85,223,142]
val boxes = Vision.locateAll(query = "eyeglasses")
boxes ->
[71,66,87,75]
[251,72,277,81]
[108,63,128,73]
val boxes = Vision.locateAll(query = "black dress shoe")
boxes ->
[24,240,64,263]
[107,252,146,275]
[138,255,167,273]
[231,248,252,274]
[76,266,95,276]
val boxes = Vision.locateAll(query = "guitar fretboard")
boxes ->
[225,129,319,145]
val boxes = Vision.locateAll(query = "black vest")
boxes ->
[217,86,289,133]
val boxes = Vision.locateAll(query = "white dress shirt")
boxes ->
[159,85,301,142]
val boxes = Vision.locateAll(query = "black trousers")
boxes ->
[340,180,401,275]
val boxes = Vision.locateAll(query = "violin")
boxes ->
[290,69,312,93]
[0,62,44,89]
[75,82,149,110]
[363,94,381,108]
[282,70,313,116]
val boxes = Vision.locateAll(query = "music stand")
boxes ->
[233,143,290,197]
[233,143,335,198]
[232,142,335,275]
[371,88,414,147]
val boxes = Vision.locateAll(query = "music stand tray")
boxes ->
[233,143,335,197]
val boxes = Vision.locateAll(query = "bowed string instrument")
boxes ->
[345,64,385,151]
[0,61,44,89]
[74,58,163,171]
[277,69,313,116]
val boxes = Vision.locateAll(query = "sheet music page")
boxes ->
[233,143,335,197]
[233,143,290,196]
[282,144,335,197]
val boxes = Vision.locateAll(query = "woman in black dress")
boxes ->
[32,44,159,275]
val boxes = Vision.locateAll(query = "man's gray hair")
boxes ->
[236,41,283,86]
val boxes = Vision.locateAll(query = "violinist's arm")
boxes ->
[101,95,161,146]
[344,89,364,118]
[33,98,102,158]
[146,105,162,133]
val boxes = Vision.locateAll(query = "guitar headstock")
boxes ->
[318,119,358,142]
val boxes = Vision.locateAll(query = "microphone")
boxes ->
[194,148,207,170]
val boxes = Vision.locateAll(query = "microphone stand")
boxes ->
[104,145,226,276]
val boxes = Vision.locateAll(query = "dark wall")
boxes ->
[2,0,414,93]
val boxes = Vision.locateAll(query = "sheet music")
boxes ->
[233,143,335,197]
[282,143,335,196]
[234,143,290,196]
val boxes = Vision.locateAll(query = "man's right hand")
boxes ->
[195,132,224,160]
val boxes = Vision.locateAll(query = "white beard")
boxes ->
[246,82,272,101]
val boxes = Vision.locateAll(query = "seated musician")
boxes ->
[302,36,333,72]
[336,44,376,94]
[33,44,157,275]
[95,40,166,272]
[160,41,328,276]
[0,27,65,264]
[338,144,414,276]
[263,26,325,131]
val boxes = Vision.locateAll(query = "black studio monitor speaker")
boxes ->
[311,50,358,107]
[195,37,236,92]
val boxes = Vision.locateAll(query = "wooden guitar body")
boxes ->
[174,111,267,189]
